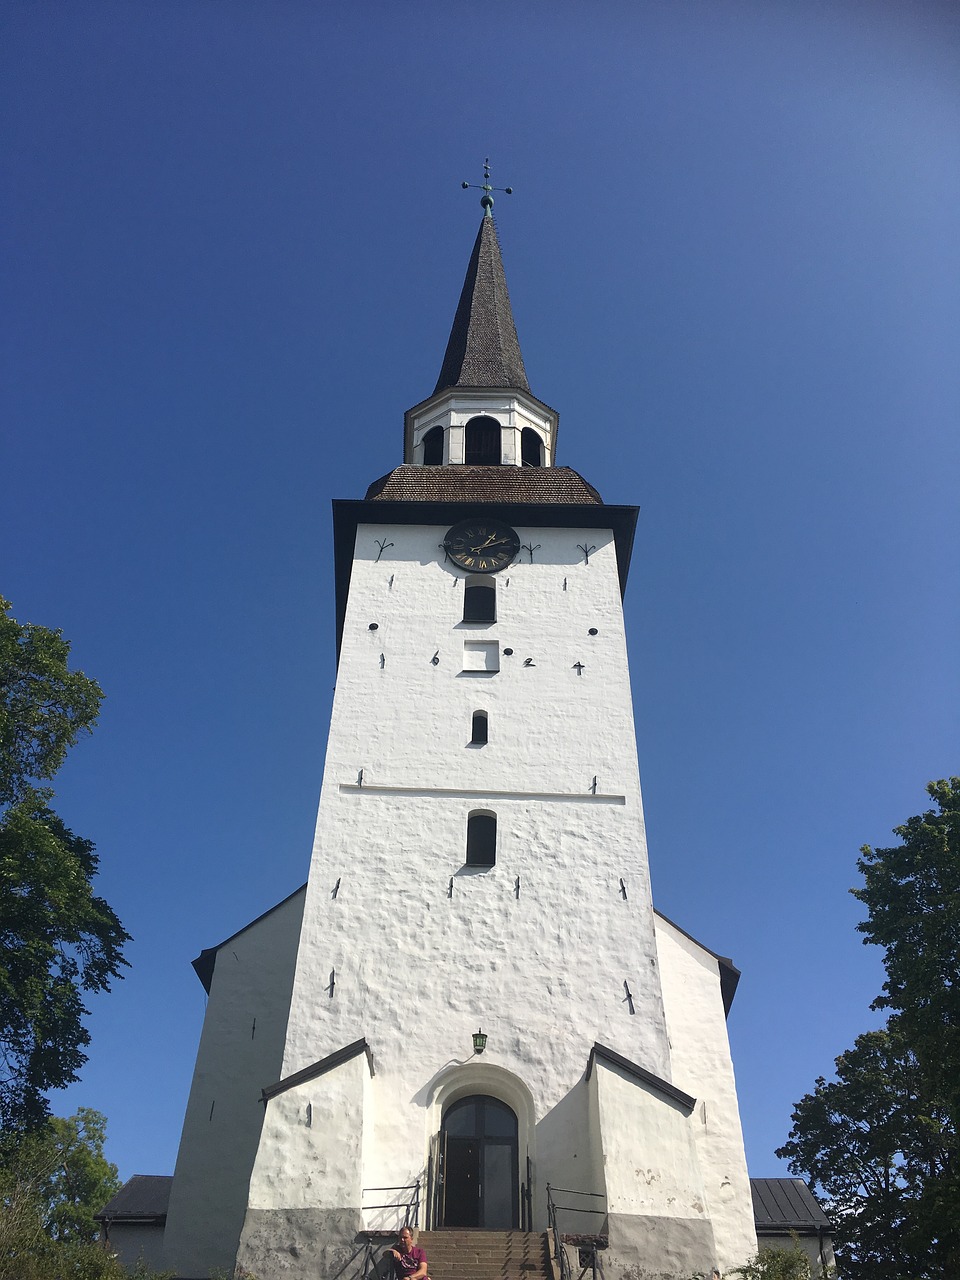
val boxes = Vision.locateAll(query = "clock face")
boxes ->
[443,518,521,573]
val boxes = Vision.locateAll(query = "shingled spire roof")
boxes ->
[434,213,531,395]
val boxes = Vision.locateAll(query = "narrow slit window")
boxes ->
[463,577,496,622]
[471,711,488,745]
[464,416,502,466]
[422,425,444,465]
[466,811,497,866]
[521,427,544,467]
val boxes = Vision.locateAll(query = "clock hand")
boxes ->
[471,539,511,553]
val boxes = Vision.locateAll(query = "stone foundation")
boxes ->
[603,1211,718,1280]
[234,1207,365,1280]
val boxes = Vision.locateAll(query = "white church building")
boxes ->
[108,197,764,1280]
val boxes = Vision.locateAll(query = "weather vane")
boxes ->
[462,158,512,215]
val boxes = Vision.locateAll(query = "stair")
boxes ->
[416,1231,553,1280]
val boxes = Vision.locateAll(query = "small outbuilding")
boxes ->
[751,1178,834,1273]
[95,1173,171,1273]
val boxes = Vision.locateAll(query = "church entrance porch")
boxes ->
[439,1096,519,1229]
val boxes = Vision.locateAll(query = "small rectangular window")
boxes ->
[463,582,496,622]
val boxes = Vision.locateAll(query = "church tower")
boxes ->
[162,193,758,1280]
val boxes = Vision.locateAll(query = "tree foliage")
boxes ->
[0,1107,142,1279]
[778,780,960,1279]
[0,598,128,1130]
[853,778,960,1121]
[776,1024,955,1277]
[0,596,103,807]
[43,1107,121,1242]
[729,1243,819,1280]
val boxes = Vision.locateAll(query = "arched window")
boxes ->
[463,576,496,622]
[464,416,502,466]
[422,425,444,466]
[521,428,543,467]
[471,711,488,745]
[466,811,497,866]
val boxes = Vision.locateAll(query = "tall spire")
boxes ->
[434,213,531,395]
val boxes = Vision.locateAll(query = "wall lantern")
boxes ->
[472,1028,488,1055]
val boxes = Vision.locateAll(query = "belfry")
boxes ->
[160,190,758,1280]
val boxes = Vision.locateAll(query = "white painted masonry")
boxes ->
[655,914,759,1272]
[164,213,760,1280]
[250,521,671,1203]
[404,387,558,466]
[162,507,759,1278]
[162,889,306,1275]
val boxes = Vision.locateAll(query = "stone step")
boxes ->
[413,1231,552,1280]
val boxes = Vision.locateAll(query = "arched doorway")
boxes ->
[440,1095,519,1229]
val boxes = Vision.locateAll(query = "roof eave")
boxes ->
[332,497,638,662]
[403,386,559,469]
[406,383,558,420]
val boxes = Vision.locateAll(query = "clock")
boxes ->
[443,518,521,573]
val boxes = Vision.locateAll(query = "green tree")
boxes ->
[853,778,960,1124]
[0,597,129,1130]
[0,1108,119,1245]
[0,596,103,807]
[776,1025,954,1278]
[42,1107,121,1242]
[778,781,960,1279]
[0,1108,128,1279]
[729,1242,818,1279]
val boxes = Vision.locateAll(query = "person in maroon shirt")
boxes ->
[386,1227,429,1280]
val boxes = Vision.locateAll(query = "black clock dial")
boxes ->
[443,519,521,573]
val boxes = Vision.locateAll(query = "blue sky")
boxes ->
[3,1,958,1185]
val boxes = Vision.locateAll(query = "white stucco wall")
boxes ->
[265,519,672,1222]
[594,1060,707,1222]
[655,915,758,1272]
[245,1050,371,1211]
[171,505,757,1280]
[163,888,306,1276]
[536,1073,605,1235]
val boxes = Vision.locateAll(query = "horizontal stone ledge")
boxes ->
[339,784,626,804]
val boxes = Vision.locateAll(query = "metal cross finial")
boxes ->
[462,157,513,216]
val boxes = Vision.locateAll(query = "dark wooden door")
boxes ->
[444,1136,481,1226]
[440,1096,518,1229]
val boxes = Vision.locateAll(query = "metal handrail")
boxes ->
[546,1185,571,1280]
[360,1180,421,1226]
[546,1184,607,1280]
[359,1179,422,1280]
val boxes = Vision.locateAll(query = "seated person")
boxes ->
[386,1226,429,1280]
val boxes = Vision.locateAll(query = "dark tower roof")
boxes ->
[434,214,531,395]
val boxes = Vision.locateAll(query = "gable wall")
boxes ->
[162,888,306,1276]
[655,915,758,1271]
